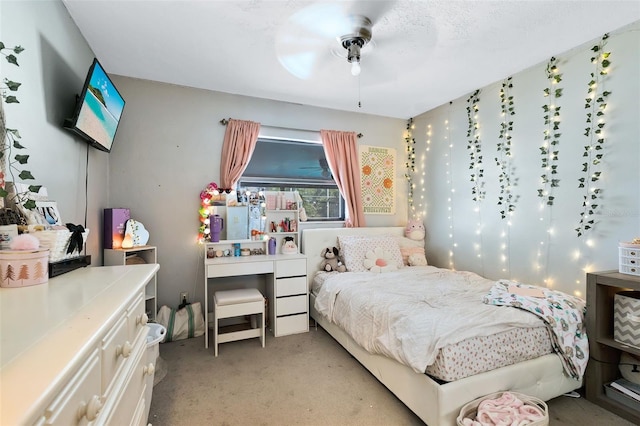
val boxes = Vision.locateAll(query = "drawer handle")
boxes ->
[76,395,102,421]
[116,341,133,358]
[631,251,637,256]
[143,363,155,376]
[137,313,149,326]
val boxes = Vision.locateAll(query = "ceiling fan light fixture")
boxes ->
[340,16,372,77]
[351,60,361,76]
[346,40,363,76]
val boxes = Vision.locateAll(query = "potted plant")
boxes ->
[0,41,40,212]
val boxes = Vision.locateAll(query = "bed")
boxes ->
[301,226,582,425]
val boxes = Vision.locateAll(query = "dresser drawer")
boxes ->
[44,349,102,425]
[208,261,273,278]
[275,258,306,278]
[275,314,308,336]
[276,294,307,316]
[101,316,129,395]
[126,294,148,343]
[101,338,148,426]
[276,276,307,297]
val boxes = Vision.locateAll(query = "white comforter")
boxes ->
[314,266,545,374]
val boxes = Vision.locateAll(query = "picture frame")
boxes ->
[34,201,62,226]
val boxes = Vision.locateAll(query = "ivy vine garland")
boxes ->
[576,33,611,237]
[466,90,484,202]
[496,77,516,219]
[404,117,416,212]
[538,56,563,206]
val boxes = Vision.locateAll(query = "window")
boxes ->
[238,138,344,221]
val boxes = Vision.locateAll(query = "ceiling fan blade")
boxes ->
[345,0,398,25]
[276,3,354,80]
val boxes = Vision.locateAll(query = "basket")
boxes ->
[457,391,548,426]
[32,229,90,262]
[614,291,640,348]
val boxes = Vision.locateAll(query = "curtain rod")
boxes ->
[219,118,363,138]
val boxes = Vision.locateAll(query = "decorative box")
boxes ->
[33,229,90,262]
[104,208,130,249]
[614,291,640,348]
[619,243,640,277]
[0,249,49,288]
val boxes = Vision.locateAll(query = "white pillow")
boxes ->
[338,235,404,272]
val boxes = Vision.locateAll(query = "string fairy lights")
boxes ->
[495,78,517,275]
[496,76,517,220]
[576,33,611,237]
[538,56,563,207]
[537,56,563,284]
[466,89,485,275]
[445,102,456,269]
[404,118,417,216]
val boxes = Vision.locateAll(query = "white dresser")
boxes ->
[0,264,159,425]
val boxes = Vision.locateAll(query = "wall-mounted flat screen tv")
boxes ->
[64,58,125,153]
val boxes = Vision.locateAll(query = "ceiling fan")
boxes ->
[275,1,438,85]
[275,1,403,81]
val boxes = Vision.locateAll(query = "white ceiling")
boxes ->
[62,0,640,119]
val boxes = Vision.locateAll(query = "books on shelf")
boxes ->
[609,378,640,402]
[605,382,640,412]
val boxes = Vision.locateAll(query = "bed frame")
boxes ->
[301,227,581,425]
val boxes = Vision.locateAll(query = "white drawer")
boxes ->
[101,338,149,426]
[126,295,147,343]
[101,316,129,395]
[275,258,306,278]
[44,349,102,425]
[276,314,308,336]
[276,276,307,297]
[208,261,273,278]
[276,294,307,316]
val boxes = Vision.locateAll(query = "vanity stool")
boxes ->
[213,288,265,356]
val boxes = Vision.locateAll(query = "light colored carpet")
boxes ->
[149,325,634,426]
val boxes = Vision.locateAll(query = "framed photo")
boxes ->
[35,201,62,226]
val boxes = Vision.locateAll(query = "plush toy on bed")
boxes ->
[404,219,429,266]
[320,246,346,272]
[405,219,425,241]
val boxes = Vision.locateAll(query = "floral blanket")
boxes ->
[483,280,589,381]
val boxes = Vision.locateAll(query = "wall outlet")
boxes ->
[180,291,188,304]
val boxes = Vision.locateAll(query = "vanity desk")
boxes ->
[204,240,308,347]
[0,264,159,425]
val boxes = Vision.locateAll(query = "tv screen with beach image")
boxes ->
[75,60,125,152]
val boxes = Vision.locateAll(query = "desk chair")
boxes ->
[213,288,265,356]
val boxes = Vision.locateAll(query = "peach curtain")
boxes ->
[219,119,261,189]
[320,130,365,227]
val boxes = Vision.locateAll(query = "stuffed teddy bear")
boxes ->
[320,246,346,272]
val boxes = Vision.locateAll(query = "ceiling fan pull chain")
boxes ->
[358,75,362,108]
